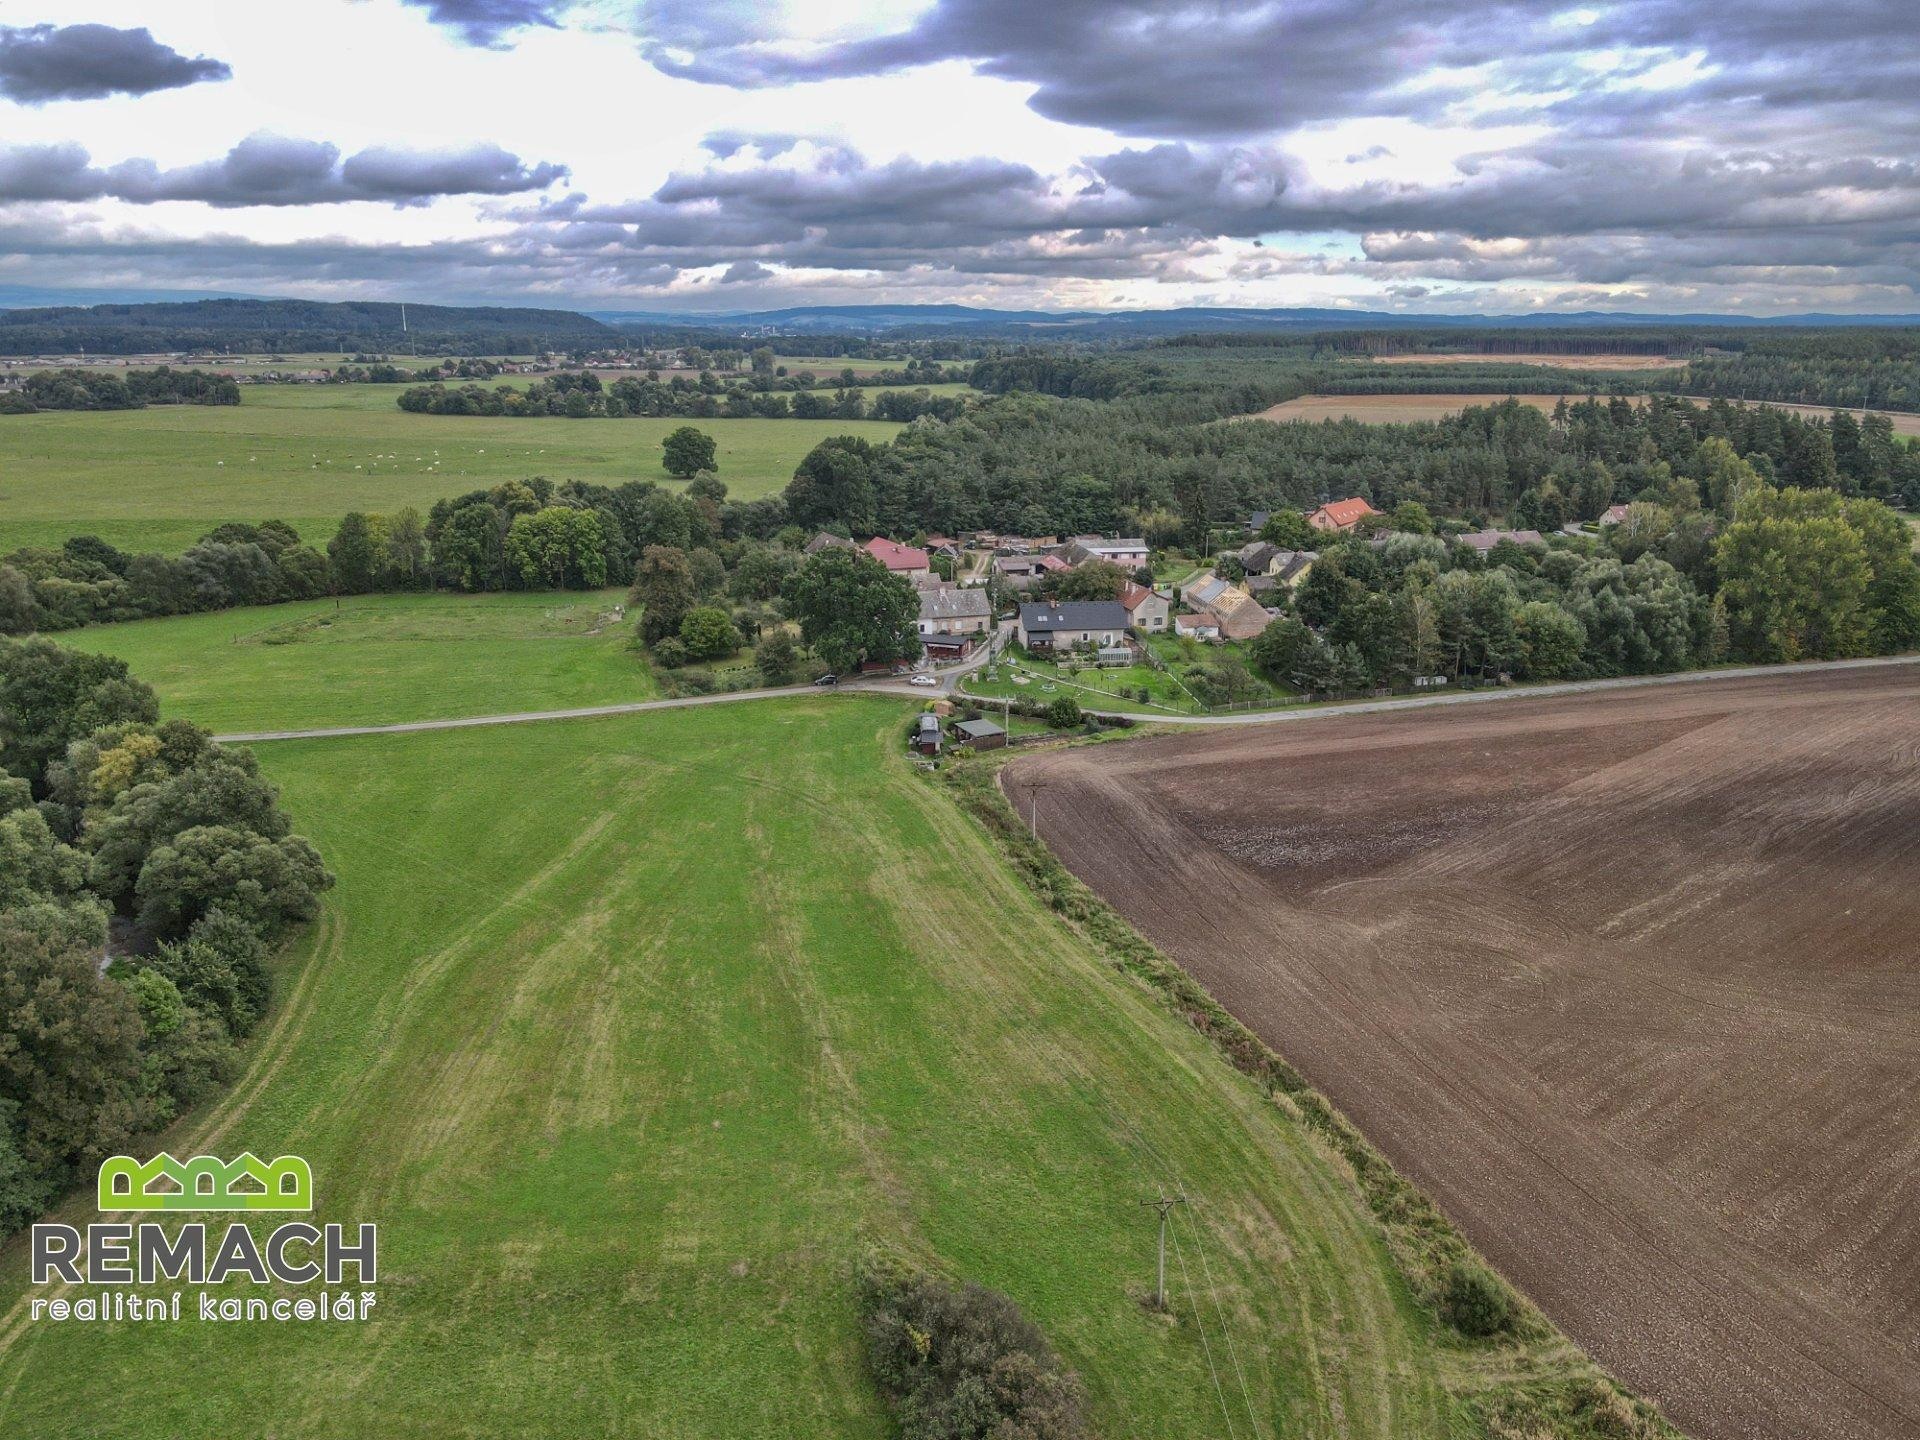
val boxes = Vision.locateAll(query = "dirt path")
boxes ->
[1007,667,1920,1440]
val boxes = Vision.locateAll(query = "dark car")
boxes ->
[812,673,838,686]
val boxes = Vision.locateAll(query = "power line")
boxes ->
[1166,1199,1238,1440]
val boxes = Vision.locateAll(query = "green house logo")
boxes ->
[97,1153,314,1212]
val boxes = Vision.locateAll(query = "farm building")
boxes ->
[951,718,1008,751]
[910,713,943,756]
[1307,497,1380,533]
[1017,601,1130,652]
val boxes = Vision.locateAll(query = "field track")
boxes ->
[1008,666,1920,1440]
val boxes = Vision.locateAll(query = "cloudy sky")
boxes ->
[0,1,1915,314]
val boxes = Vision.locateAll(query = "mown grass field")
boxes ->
[0,384,904,556]
[62,588,654,733]
[0,696,1608,1438]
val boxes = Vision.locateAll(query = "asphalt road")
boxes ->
[212,650,1920,744]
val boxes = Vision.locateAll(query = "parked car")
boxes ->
[813,673,838,686]
[910,674,938,687]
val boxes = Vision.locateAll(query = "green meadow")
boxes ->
[0,384,903,556]
[0,697,1602,1438]
[61,588,655,733]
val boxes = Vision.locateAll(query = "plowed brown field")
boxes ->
[1006,667,1920,1440]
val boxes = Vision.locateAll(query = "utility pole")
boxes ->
[1141,1191,1185,1309]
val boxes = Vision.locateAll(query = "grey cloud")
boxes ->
[718,260,772,283]
[0,23,230,103]
[0,135,568,208]
[398,1,566,47]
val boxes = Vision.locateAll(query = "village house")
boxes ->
[1178,575,1273,643]
[1597,504,1632,526]
[1056,535,1150,568]
[1017,600,1130,652]
[863,536,932,581]
[993,553,1071,588]
[1456,528,1547,556]
[917,585,993,660]
[1307,497,1380,533]
[1118,580,1170,633]
[1173,613,1222,642]
[803,531,857,556]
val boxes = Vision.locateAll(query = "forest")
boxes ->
[0,298,615,356]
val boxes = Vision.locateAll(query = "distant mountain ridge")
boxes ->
[0,297,615,356]
[2,293,1917,354]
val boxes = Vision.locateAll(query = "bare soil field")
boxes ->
[1251,392,1920,436]
[1364,353,1686,371]
[1006,666,1920,1440]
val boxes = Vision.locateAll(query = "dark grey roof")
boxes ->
[1018,601,1128,631]
[954,719,1006,738]
[919,585,991,621]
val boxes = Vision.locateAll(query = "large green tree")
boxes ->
[781,549,920,673]
[632,545,696,645]
[661,426,718,478]
[0,639,158,792]
[1715,487,1876,661]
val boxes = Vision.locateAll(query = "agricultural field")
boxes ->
[0,697,1622,1438]
[1008,663,1920,1440]
[61,588,652,734]
[1357,353,1685,371]
[1250,391,1920,434]
[0,384,904,556]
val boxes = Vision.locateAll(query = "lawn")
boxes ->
[62,588,655,733]
[962,639,1296,716]
[0,697,1555,1437]
[963,648,1207,715]
[0,383,904,556]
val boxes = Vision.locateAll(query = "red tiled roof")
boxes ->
[863,536,930,571]
[1309,497,1379,530]
[1118,580,1158,611]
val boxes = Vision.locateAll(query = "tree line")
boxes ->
[396,372,969,422]
[0,366,241,413]
[0,641,331,1235]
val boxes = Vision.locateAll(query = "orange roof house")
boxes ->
[1307,497,1380,533]
[862,537,932,575]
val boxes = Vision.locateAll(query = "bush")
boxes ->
[651,636,690,668]
[858,1257,1089,1440]
[1442,1260,1515,1338]
[1044,696,1083,729]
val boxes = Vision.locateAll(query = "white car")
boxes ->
[909,674,938,687]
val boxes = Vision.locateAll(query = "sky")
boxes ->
[0,1,1916,315]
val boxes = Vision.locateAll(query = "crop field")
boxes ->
[0,697,1623,1438]
[63,588,652,733]
[1250,391,1920,434]
[1359,353,1685,371]
[1008,664,1920,1440]
[0,384,904,556]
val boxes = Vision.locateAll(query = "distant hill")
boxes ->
[0,298,616,356]
[5,295,1917,356]
[591,303,1920,338]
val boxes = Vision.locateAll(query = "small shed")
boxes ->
[1096,644,1133,667]
[952,718,1008,751]
[911,713,943,756]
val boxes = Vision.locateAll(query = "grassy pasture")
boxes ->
[0,384,903,555]
[0,697,1562,1437]
[61,588,654,733]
